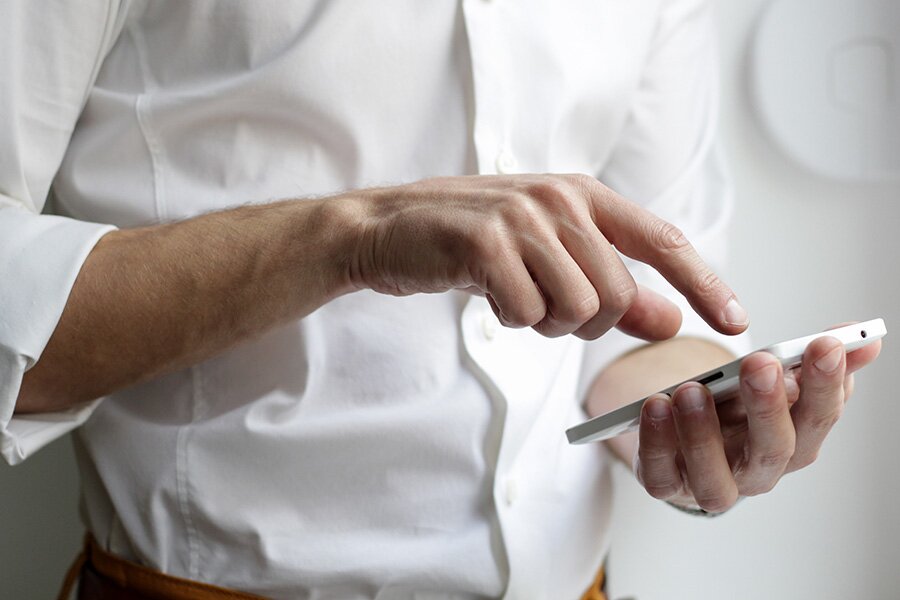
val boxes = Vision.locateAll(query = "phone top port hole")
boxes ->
[861,330,867,338]
[696,371,724,386]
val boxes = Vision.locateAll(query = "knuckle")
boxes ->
[525,179,567,203]
[495,286,545,331]
[740,480,777,497]
[755,448,793,470]
[649,220,690,254]
[640,445,676,464]
[506,303,545,328]
[559,292,600,325]
[680,439,714,455]
[694,269,723,298]
[531,315,559,335]
[791,449,820,470]
[645,483,680,500]
[602,278,638,319]
[505,194,544,230]
[470,215,507,254]
[570,172,598,188]
[573,303,622,339]
[808,407,843,434]
[526,179,582,216]
[573,322,612,341]
[569,173,601,199]
[695,491,738,514]
[751,396,788,422]
[676,434,715,456]
[532,318,570,339]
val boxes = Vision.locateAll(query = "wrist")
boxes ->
[315,190,379,296]
[320,184,423,297]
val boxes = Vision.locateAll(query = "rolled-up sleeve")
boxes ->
[0,0,128,465]
[577,0,751,403]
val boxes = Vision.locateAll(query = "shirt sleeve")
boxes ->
[577,0,752,404]
[0,0,129,465]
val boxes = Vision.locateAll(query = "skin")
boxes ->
[589,333,881,512]
[15,172,879,511]
[17,173,744,411]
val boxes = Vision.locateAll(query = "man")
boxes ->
[0,1,879,599]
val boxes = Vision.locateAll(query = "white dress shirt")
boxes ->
[0,1,748,598]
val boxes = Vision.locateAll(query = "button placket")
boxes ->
[463,0,512,176]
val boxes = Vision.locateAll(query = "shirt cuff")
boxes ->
[0,205,116,465]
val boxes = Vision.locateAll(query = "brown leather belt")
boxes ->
[58,535,265,600]
[60,534,607,600]
[580,564,608,600]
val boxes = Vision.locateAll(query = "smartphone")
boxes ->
[565,318,887,445]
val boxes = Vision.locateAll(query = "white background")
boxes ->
[607,2,900,599]
[1,2,898,598]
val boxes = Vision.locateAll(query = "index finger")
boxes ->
[588,184,748,336]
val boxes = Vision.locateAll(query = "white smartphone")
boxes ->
[565,318,887,445]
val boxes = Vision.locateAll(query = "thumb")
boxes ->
[614,285,682,341]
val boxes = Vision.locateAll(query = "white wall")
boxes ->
[0,439,83,598]
[607,2,900,599]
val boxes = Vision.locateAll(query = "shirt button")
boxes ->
[481,312,498,340]
[495,149,518,174]
[504,477,519,506]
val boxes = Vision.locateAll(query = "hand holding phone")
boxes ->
[566,318,887,445]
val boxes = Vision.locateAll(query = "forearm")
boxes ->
[586,337,736,465]
[16,197,357,413]
[15,171,748,416]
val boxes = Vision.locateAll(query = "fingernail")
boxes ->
[724,298,749,327]
[815,345,843,373]
[645,397,670,420]
[746,364,777,393]
[675,386,707,413]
